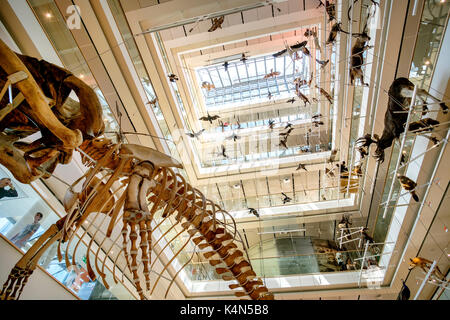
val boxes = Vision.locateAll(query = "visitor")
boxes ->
[10,212,43,249]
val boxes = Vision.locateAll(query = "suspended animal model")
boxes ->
[356,77,447,163]
[223,61,229,72]
[316,59,329,69]
[0,40,273,301]
[349,15,373,86]
[281,192,292,204]
[286,98,296,104]
[296,84,310,107]
[279,137,288,149]
[293,77,308,87]
[397,175,419,202]
[208,16,225,32]
[199,112,220,124]
[279,127,294,138]
[263,69,280,79]
[273,41,308,61]
[408,257,445,280]
[304,27,321,52]
[317,0,336,22]
[397,279,410,300]
[185,129,205,139]
[201,81,215,91]
[315,85,333,104]
[326,22,349,45]
[218,120,230,132]
[348,0,379,22]
[168,73,179,82]
[226,132,241,142]
[248,208,259,218]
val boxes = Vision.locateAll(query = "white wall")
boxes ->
[0,237,77,300]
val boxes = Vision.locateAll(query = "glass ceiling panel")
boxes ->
[197,52,311,110]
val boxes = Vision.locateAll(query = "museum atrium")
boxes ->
[0,0,448,301]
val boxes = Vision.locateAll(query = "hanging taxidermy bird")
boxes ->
[304,27,321,51]
[279,137,288,149]
[218,120,230,132]
[296,163,307,171]
[201,81,215,91]
[168,73,179,82]
[315,85,333,104]
[279,127,294,138]
[397,175,419,202]
[219,144,228,159]
[264,69,281,79]
[226,132,241,141]
[317,0,336,21]
[199,112,220,124]
[325,167,335,177]
[328,149,338,164]
[397,280,410,300]
[208,16,224,32]
[248,208,259,218]
[312,119,324,127]
[223,61,229,72]
[285,123,293,129]
[281,192,292,204]
[293,77,308,87]
[147,97,158,106]
[268,119,275,130]
[357,146,368,159]
[326,22,350,45]
[296,84,310,106]
[186,129,205,139]
[286,98,296,104]
[240,53,248,63]
[316,59,329,68]
[407,118,440,133]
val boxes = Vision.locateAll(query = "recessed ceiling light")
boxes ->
[424,60,430,65]
[233,183,240,189]
[79,74,85,79]
[283,177,290,183]
[45,12,52,18]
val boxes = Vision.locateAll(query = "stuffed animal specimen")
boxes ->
[315,85,333,104]
[263,69,281,79]
[281,192,292,204]
[356,77,447,163]
[226,133,241,141]
[397,279,410,300]
[248,208,259,218]
[296,163,307,171]
[186,129,205,139]
[208,16,224,32]
[317,0,336,21]
[168,73,179,82]
[408,257,445,280]
[326,22,350,45]
[201,81,215,91]
[397,175,419,202]
[199,112,220,124]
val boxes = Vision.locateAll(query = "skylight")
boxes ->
[196,52,311,110]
